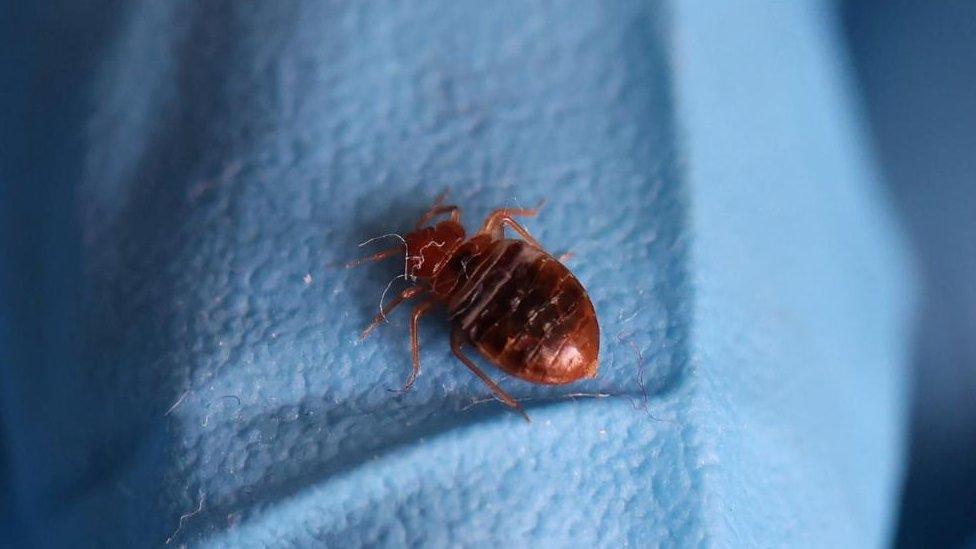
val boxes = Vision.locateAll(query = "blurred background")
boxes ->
[842,2,976,547]
[1,1,974,546]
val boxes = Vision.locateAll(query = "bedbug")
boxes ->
[346,193,600,420]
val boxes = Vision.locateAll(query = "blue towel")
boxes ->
[0,1,913,546]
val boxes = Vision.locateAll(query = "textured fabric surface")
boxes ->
[0,1,912,547]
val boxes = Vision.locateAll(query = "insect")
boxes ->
[347,192,600,420]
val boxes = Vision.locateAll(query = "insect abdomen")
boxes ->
[448,239,599,384]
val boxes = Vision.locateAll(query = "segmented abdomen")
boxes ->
[447,239,599,384]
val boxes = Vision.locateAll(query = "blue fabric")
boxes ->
[0,1,912,547]
[843,2,976,546]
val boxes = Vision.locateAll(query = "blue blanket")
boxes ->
[0,1,913,546]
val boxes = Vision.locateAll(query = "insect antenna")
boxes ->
[339,232,408,272]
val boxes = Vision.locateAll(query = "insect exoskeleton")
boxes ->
[347,193,600,421]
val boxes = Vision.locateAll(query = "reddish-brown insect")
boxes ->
[347,193,600,420]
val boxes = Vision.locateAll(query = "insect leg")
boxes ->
[450,328,530,422]
[414,205,460,229]
[402,299,436,391]
[360,286,424,340]
[480,209,545,250]
[412,189,462,228]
